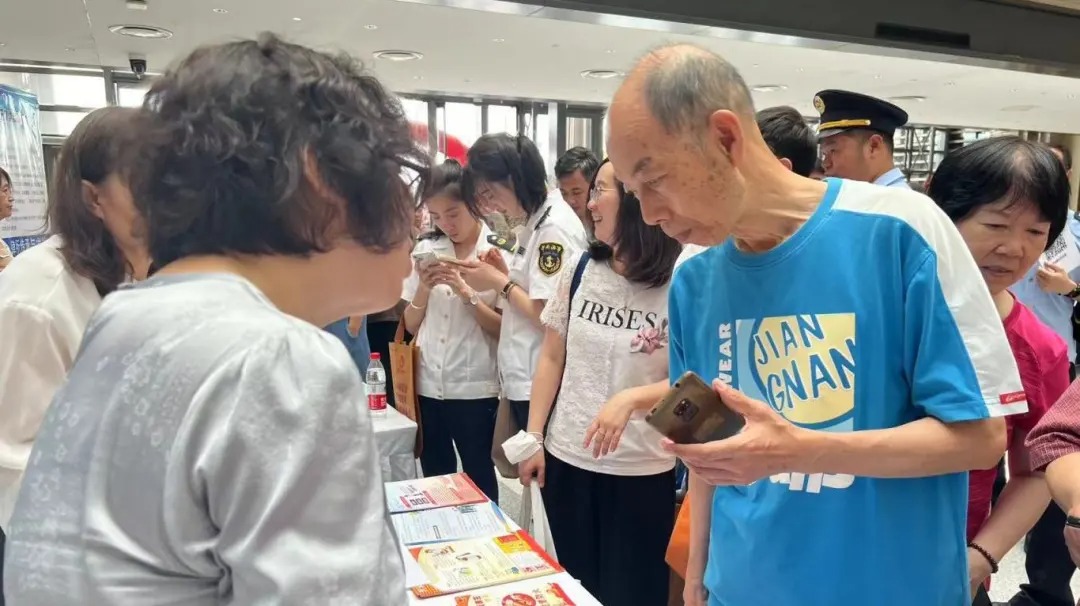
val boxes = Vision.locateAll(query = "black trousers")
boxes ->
[418,396,500,502]
[508,399,529,433]
[542,451,675,606]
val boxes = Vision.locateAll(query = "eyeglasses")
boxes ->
[589,186,616,201]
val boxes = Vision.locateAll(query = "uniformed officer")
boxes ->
[458,134,588,431]
[814,89,911,189]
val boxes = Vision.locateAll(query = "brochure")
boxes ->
[394,502,512,546]
[448,579,579,605]
[409,532,562,598]
[386,473,488,514]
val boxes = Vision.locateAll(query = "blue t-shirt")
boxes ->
[669,179,1025,606]
[1011,214,1080,363]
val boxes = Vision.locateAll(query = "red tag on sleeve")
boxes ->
[999,391,1026,405]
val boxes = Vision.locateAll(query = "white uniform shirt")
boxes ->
[540,252,676,476]
[500,192,588,401]
[403,224,501,400]
[0,235,102,527]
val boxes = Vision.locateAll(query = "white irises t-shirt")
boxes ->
[540,251,675,476]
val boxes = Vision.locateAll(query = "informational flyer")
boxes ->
[448,580,578,605]
[386,473,487,514]
[393,502,511,546]
[408,532,562,598]
[1042,230,1080,274]
[0,85,47,243]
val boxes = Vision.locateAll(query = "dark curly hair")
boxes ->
[136,33,428,267]
[48,106,145,296]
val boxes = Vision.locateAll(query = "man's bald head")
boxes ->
[621,44,755,136]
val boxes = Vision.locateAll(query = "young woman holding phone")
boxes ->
[403,159,503,500]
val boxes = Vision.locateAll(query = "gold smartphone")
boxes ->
[645,371,745,444]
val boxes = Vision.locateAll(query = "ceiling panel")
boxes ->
[1,0,1079,132]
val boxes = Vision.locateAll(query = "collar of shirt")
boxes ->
[873,167,908,188]
[525,194,557,231]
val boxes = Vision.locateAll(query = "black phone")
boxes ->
[645,372,745,444]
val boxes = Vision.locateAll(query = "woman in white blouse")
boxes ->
[518,159,682,606]
[0,107,149,529]
[403,159,503,500]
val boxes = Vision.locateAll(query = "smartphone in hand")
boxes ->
[645,372,745,444]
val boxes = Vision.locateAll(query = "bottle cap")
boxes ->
[370,352,381,360]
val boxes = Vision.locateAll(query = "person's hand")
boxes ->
[435,266,473,300]
[683,580,709,606]
[417,261,445,290]
[459,259,508,293]
[347,315,364,338]
[967,547,993,597]
[1036,262,1077,295]
[1065,521,1080,567]
[480,248,509,276]
[583,388,639,458]
[518,449,546,488]
[662,380,813,486]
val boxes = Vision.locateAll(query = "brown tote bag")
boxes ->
[388,318,423,457]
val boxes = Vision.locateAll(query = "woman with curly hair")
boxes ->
[4,35,425,605]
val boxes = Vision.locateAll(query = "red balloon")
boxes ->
[409,122,468,165]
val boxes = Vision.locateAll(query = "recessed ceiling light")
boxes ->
[492,38,505,43]
[889,95,926,102]
[108,24,174,39]
[413,75,423,80]
[581,69,623,80]
[796,67,804,72]
[0,43,7,48]
[873,75,882,80]
[364,24,378,30]
[212,8,228,14]
[64,47,76,52]
[752,84,787,93]
[605,49,615,54]
[944,81,956,86]
[373,50,423,62]
[292,17,302,22]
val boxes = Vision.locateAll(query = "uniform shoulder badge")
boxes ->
[537,242,564,276]
[486,234,517,254]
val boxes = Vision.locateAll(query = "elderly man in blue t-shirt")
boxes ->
[607,44,1023,606]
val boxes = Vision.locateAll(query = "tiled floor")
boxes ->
[493,473,1080,604]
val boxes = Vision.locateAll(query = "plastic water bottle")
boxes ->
[366,353,388,417]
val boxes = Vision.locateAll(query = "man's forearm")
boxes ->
[1046,452,1080,516]
[804,416,1006,478]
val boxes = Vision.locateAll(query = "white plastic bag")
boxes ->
[519,482,558,561]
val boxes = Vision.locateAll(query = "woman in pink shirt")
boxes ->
[927,136,1072,602]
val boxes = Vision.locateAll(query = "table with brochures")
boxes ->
[371,404,419,482]
[387,473,603,605]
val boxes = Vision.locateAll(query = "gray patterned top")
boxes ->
[3,273,406,605]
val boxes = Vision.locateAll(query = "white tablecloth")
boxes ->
[371,406,418,482]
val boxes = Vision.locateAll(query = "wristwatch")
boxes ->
[1066,514,1080,529]
[500,280,518,299]
[465,288,479,306]
[1066,283,1080,299]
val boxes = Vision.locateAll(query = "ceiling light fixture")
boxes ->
[373,50,423,62]
[64,47,76,52]
[752,84,787,93]
[492,38,505,43]
[108,24,174,39]
[292,17,302,22]
[581,69,623,80]
[364,24,378,30]
[212,8,228,14]
[605,49,615,54]
[889,95,927,102]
